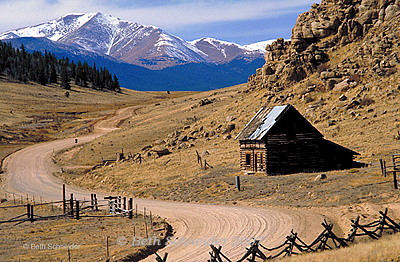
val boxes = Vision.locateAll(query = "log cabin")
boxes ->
[235,104,359,175]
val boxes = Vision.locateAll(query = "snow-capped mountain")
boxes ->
[191,38,268,64]
[0,12,266,69]
[244,40,276,52]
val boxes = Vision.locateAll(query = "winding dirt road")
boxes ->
[3,106,324,261]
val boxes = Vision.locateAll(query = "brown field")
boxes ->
[0,77,191,172]
[0,200,170,262]
[279,232,400,262]
[0,78,186,261]
[54,64,400,260]
[1,57,400,261]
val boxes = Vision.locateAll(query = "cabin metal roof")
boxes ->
[235,105,290,141]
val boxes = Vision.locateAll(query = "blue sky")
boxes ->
[0,0,318,45]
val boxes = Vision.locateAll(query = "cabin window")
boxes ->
[246,153,251,166]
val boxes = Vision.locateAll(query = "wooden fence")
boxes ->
[380,154,400,189]
[0,184,154,225]
[205,208,400,262]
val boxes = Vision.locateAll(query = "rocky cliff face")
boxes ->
[249,0,400,91]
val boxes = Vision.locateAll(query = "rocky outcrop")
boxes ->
[248,38,329,90]
[248,0,400,90]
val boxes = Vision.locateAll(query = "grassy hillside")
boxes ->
[0,77,191,172]
[51,20,400,260]
[1,54,400,262]
[55,60,400,202]
[2,1,400,259]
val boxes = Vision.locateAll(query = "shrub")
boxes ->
[359,97,375,106]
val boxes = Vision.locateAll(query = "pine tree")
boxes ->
[38,62,47,85]
[0,40,121,92]
[50,64,58,83]
[60,64,70,90]
[112,74,120,92]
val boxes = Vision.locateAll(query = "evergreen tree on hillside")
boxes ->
[0,40,121,92]
[50,64,58,83]
[60,64,70,90]
[112,74,120,91]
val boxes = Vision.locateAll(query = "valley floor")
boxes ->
[2,76,400,261]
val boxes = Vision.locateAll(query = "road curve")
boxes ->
[2,106,324,261]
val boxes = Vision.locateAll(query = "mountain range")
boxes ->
[0,12,270,91]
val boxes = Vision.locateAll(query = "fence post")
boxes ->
[393,155,398,190]
[27,204,31,220]
[30,205,34,222]
[383,160,387,177]
[150,211,153,227]
[123,197,126,211]
[70,193,74,217]
[236,176,241,191]
[90,194,94,210]
[129,198,133,219]
[76,200,80,220]
[92,194,94,209]
[63,184,66,214]
[95,194,98,211]
[106,236,109,259]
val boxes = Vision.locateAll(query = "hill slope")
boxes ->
[3,1,400,260]
[50,1,400,247]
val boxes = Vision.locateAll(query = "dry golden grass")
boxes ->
[48,55,400,261]
[0,77,191,171]
[0,77,154,125]
[0,78,185,261]
[0,201,169,262]
[2,32,400,261]
[279,233,400,262]
[56,68,400,207]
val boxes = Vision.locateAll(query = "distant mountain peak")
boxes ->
[191,37,267,63]
[0,12,268,69]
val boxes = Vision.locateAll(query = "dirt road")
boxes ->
[2,106,324,261]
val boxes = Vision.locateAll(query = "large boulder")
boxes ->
[151,146,171,157]
[356,10,378,25]
[359,0,379,13]
[385,4,400,20]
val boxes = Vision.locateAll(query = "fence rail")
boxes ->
[204,208,400,262]
[0,184,155,226]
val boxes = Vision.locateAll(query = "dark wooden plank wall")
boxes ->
[266,143,321,175]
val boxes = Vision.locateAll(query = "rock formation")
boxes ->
[248,0,400,90]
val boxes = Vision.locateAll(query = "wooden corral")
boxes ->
[235,105,359,175]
